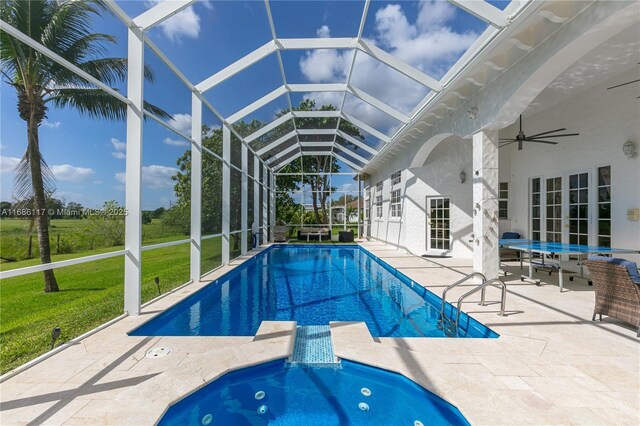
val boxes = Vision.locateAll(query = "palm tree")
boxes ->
[1,0,170,292]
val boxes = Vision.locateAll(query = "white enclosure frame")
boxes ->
[0,0,523,317]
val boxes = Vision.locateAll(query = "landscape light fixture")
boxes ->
[51,327,61,350]
[622,140,637,158]
[155,276,161,296]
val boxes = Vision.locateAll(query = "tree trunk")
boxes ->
[27,109,59,292]
[311,183,320,224]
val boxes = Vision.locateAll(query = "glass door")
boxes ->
[427,196,451,250]
[568,172,590,245]
[530,178,541,240]
[546,177,562,242]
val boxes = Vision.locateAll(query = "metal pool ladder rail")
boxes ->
[438,273,507,336]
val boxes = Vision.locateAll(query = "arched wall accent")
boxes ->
[409,133,454,169]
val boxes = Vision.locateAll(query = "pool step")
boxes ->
[288,325,340,367]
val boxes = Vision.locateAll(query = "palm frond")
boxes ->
[144,101,172,120]
[13,149,56,202]
[48,87,172,121]
[48,87,127,120]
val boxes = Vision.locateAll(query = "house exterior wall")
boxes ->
[368,136,474,258]
[366,68,640,262]
[505,68,640,263]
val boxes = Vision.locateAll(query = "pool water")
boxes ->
[130,245,496,338]
[157,360,471,426]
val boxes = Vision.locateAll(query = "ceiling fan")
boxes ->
[499,115,579,150]
[607,64,640,98]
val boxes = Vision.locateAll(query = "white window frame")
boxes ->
[390,189,402,217]
[375,195,383,218]
[391,170,401,186]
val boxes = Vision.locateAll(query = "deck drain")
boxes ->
[146,347,172,359]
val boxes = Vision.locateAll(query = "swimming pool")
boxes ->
[158,360,471,426]
[130,245,496,338]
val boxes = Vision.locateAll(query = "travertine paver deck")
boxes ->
[0,241,638,425]
[332,241,639,425]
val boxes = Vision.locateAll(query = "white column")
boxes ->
[472,128,500,279]
[190,94,202,282]
[269,171,276,241]
[241,143,248,255]
[124,27,144,316]
[262,163,268,243]
[222,126,231,264]
[254,159,260,245]
[357,175,361,238]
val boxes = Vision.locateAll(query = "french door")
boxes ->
[568,172,589,245]
[427,196,451,251]
[530,171,592,244]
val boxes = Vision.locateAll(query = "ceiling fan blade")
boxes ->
[527,128,566,138]
[499,141,519,148]
[499,138,517,142]
[527,140,558,145]
[607,78,640,90]
[528,133,579,139]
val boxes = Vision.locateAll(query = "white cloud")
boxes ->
[0,155,20,173]
[110,138,126,151]
[299,1,478,134]
[42,120,61,129]
[50,164,95,182]
[146,1,202,42]
[167,113,192,136]
[115,165,179,190]
[163,137,190,147]
[317,25,331,38]
[2,156,95,183]
[110,137,126,160]
[339,182,358,192]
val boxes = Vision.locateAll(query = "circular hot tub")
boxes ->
[158,360,470,425]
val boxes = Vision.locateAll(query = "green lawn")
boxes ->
[0,218,187,263]
[0,237,223,374]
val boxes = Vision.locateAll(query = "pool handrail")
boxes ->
[439,272,487,327]
[454,278,507,337]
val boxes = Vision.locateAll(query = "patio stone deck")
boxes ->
[0,241,638,425]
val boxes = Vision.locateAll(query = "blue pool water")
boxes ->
[158,360,471,426]
[130,245,496,338]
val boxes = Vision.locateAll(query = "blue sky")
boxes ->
[1,0,500,209]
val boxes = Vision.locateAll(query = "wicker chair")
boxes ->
[585,259,640,336]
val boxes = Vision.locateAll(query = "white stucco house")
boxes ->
[361,0,640,278]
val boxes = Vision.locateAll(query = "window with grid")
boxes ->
[531,178,541,241]
[390,189,402,217]
[498,182,509,219]
[364,188,370,221]
[376,181,383,192]
[375,195,383,218]
[546,177,562,243]
[597,166,611,247]
[391,171,401,186]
